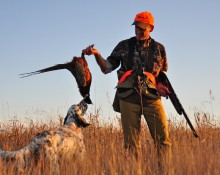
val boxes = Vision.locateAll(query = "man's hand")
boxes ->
[82,45,100,56]
[156,82,170,97]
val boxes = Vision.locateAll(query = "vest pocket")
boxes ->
[142,80,160,100]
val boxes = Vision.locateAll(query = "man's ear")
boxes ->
[149,25,154,32]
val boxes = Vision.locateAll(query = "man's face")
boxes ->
[135,25,152,40]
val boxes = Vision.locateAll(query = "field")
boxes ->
[0,112,219,175]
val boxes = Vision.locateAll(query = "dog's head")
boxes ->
[64,100,90,128]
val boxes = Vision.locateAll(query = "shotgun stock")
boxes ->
[159,72,199,138]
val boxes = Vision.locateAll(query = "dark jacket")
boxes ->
[107,37,168,112]
[107,37,168,79]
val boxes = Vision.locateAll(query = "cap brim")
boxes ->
[132,21,148,29]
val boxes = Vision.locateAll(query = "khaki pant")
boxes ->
[120,98,171,148]
[119,97,173,174]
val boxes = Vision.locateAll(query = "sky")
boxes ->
[0,1,220,124]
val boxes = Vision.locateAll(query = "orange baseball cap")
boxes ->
[132,11,154,32]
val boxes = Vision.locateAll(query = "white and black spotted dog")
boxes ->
[0,99,90,174]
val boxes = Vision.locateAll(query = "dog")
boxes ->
[0,99,90,175]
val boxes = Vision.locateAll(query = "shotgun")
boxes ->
[159,71,199,138]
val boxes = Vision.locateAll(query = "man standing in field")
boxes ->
[83,11,172,173]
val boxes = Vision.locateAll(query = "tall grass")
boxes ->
[0,112,219,175]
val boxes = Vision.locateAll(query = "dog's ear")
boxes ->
[76,116,90,128]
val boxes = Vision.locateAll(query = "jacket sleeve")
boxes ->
[106,41,125,71]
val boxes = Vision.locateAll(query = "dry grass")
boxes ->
[0,113,219,175]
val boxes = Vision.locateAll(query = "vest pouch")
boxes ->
[112,88,134,113]
[116,74,134,98]
[112,90,120,113]
[113,74,135,113]
[142,79,160,100]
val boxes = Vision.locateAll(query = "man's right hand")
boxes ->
[82,45,100,56]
